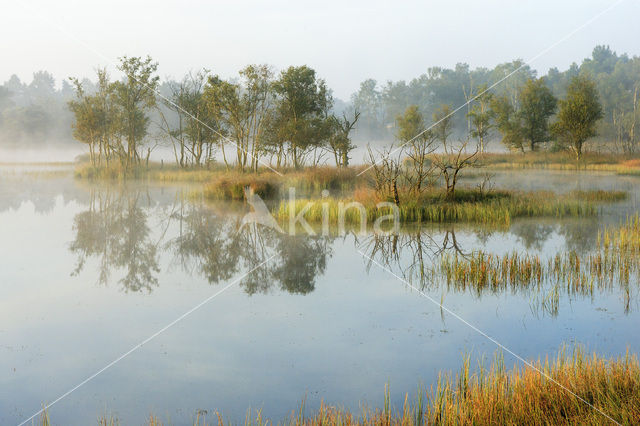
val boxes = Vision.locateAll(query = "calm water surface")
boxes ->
[1,168,639,425]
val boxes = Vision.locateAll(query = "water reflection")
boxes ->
[510,218,599,254]
[511,223,554,251]
[2,171,639,425]
[361,227,468,286]
[360,221,632,316]
[70,188,332,294]
[70,189,161,292]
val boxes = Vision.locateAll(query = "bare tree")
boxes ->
[366,144,403,205]
[431,139,479,200]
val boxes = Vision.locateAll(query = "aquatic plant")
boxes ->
[436,215,640,313]
[81,347,639,425]
[569,189,627,202]
[276,189,599,227]
[203,173,280,200]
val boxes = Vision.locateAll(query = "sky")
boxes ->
[2,0,640,99]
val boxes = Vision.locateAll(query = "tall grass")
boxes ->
[437,215,640,314]
[55,347,640,425]
[75,162,359,187]
[421,347,640,425]
[275,189,600,227]
[203,173,280,200]
[570,189,627,202]
[201,167,360,200]
[283,166,359,192]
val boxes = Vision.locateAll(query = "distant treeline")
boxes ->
[0,45,638,161]
[0,71,75,146]
[352,45,639,152]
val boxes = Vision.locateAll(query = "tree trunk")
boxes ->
[392,179,400,205]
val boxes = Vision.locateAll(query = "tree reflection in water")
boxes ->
[70,188,160,292]
[70,188,332,294]
[361,227,468,289]
[360,222,606,316]
[167,201,331,295]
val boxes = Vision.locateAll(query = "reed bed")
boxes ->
[203,173,281,200]
[74,162,136,180]
[437,215,640,314]
[155,166,359,190]
[283,166,359,192]
[570,189,627,202]
[439,251,544,294]
[75,162,360,198]
[39,347,639,425]
[275,190,598,227]
[202,167,359,200]
[420,347,640,425]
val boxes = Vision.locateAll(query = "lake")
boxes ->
[1,166,639,425]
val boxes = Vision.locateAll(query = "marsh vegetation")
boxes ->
[35,347,640,425]
[4,42,640,426]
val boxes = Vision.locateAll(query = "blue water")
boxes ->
[0,169,639,425]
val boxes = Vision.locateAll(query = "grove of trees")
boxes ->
[1,45,638,164]
[68,59,360,171]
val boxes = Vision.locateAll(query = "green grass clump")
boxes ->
[439,251,544,292]
[275,189,597,227]
[435,215,640,314]
[570,189,627,202]
[75,162,232,182]
[203,173,280,200]
[75,162,361,199]
[284,166,359,192]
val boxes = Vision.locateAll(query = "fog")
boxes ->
[1,0,640,163]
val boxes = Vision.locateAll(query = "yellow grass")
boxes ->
[36,347,638,425]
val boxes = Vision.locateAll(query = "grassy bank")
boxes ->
[275,189,607,227]
[74,151,640,184]
[37,347,640,425]
[74,162,360,197]
[202,167,358,200]
[477,151,640,174]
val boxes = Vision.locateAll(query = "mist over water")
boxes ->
[0,146,84,163]
[0,167,639,424]
[1,1,640,423]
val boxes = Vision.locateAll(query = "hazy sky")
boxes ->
[3,0,639,99]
